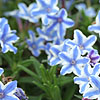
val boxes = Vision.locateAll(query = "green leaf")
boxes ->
[19,59,33,67]
[74,94,82,99]
[40,64,48,83]
[52,85,62,100]
[57,76,73,86]
[63,83,76,100]
[29,94,44,100]
[30,56,41,76]
[17,64,40,81]
[19,77,34,83]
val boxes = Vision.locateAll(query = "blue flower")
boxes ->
[74,63,100,94]
[75,3,96,18]
[88,10,100,36]
[26,30,45,57]
[83,76,100,100]
[66,29,97,55]
[47,8,75,40]
[14,88,28,100]
[31,0,59,25]
[49,41,70,66]
[18,3,38,23]
[0,21,19,54]
[36,27,57,41]
[87,50,100,66]
[0,81,19,100]
[0,68,4,76]
[59,46,89,76]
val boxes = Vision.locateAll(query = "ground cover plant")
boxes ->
[0,0,100,100]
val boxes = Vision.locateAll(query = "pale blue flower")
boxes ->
[18,3,38,23]
[66,29,97,55]
[0,21,19,54]
[47,8,75,40]
[49,41,70,66]
[32,0,59,25]
[26,30,44,57]
[59,46,89,76]
[74,63,100,94]
[75,3,96,18]
[0,81,19,100]
[88,10,100,36]
[83,76,100,100]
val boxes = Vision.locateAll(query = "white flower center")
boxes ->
[71,60,76,65]
[58,18,63,23]
[47,8,51,13]
[79,45,84,50]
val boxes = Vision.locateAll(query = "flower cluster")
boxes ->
[48,29,100,100]
[25,0,74,57]
[3,0,100,100]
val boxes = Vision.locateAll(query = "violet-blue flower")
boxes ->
[66,29,97,55]
[47,8,75,40]
[59,46,89,76]
[18,3,38,23]
[87,50,100,66]
[88,10,100,36]
[26,30,44,57]
[0,19,19,54]
[0,81,19,100]
[31,0,59,25]
[74,63,100,94]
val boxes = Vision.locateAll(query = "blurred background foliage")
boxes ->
[0,0,100,100]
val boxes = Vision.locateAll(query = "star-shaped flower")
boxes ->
[0,81,19,100]
[66,29,97,55]
[18,3,38,23]
[83,76,100,100]
[47,8,75,40]
[26,30,45,57]
[49,40,70,66]
[87,50,100,66]
[59,46,89,76]
[74,64,100,94]
[31,0,59,25]
[88,10,100,36]
[0,22,19,54]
